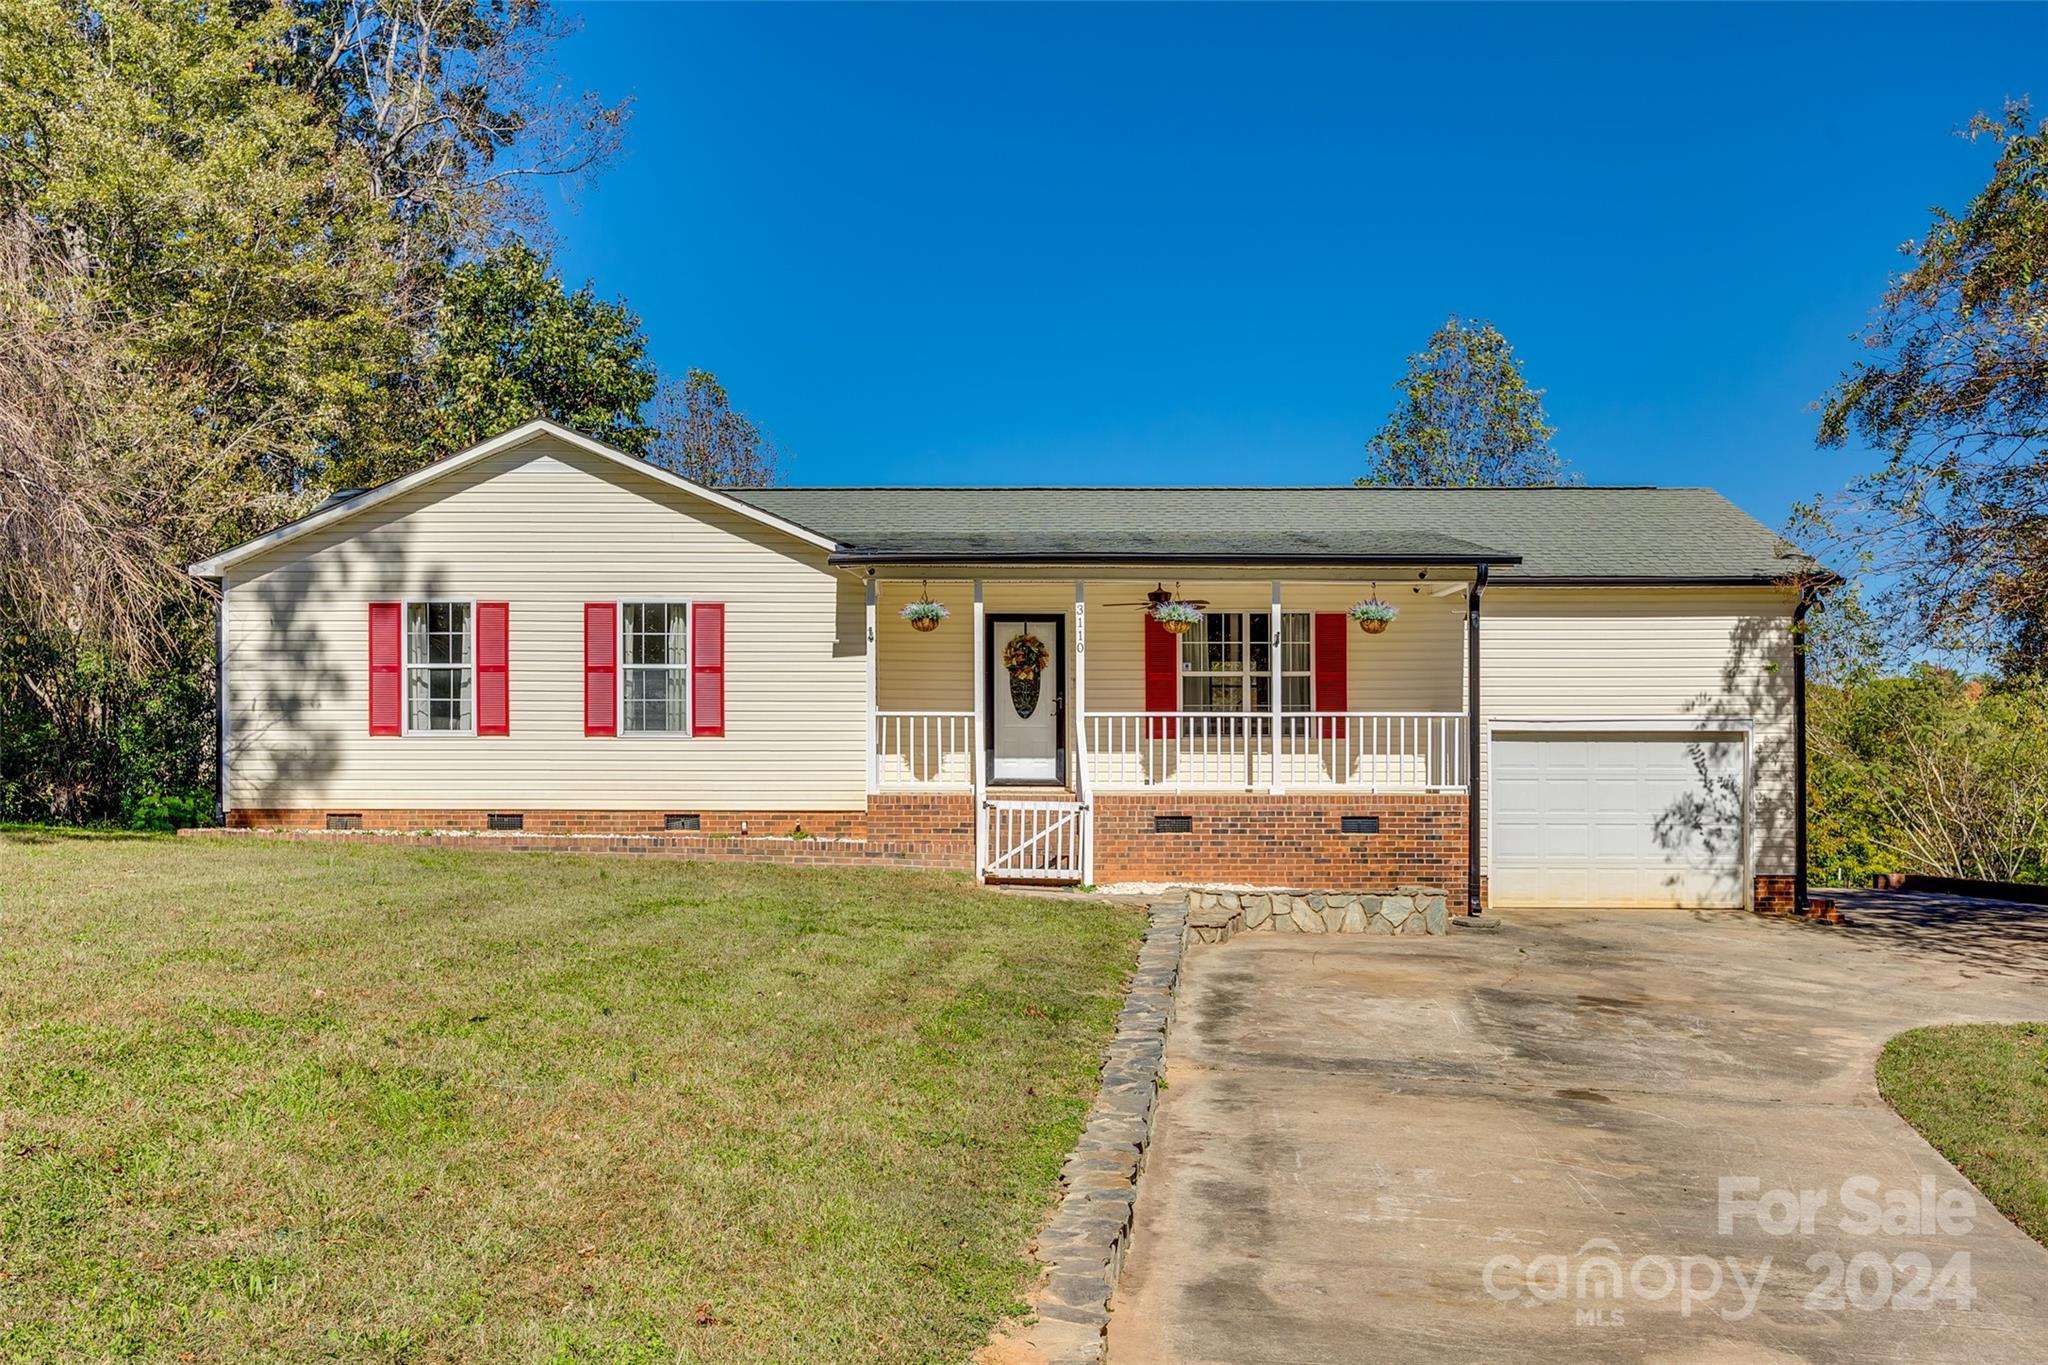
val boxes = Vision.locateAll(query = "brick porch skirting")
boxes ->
[1090,791,1470,910]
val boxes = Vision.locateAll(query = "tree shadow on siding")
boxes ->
[1651,611,1793,901]
[232,511,458,812]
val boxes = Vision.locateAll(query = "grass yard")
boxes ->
[0,831,1143,1363]
[1877,1023,2048,1249]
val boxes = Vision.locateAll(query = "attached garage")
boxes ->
[1490,727,1750,909]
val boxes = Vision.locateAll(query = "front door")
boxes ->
[988,616,1065,784]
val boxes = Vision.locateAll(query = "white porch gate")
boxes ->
[981,799,1089,883]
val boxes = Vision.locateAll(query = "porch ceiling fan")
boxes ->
[1102,581,1211,612]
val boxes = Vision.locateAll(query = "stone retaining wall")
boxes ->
[1185,886,1449,943]
[1019,900,1186,1365]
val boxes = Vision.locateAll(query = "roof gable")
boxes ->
[187,420,838,579]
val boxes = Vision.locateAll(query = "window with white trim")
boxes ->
[406,601,473,733]
[622,602,690,734]
[1181,611,1312,713]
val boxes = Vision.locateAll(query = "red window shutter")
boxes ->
[476,602,509,735]
[692,603,725,737]
[368,602,402,735]
[1314,612,1349,738]
[584,602,617,736]
[1143,615,1178,739]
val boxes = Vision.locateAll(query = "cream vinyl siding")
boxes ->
[1480,586,1799,878]
[223,435,864,811]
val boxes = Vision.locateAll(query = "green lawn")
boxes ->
[1876,1023,2048,1248]
[0,831,1142,1363]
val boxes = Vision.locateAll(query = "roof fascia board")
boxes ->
[857,562,1494,584]
[188,419,837,579]
[828,549,1523,568]
[1498,574,1833,588]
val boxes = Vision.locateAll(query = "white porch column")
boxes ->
[1071,579,1088,789]
[864,575,879,795]
[971,580,986,877]
[1268,579,1284,794]
[1074,579,1094,884]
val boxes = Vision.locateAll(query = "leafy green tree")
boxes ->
[1803,101,2048,662]
[647,369,784,485]
[1,0,412,531]
[409,241,658,468]
[0,0,632,612]
[1809,668,2048,886]
[0,0,633,823]
[1360,316,1572,486]
[0,620,216,826]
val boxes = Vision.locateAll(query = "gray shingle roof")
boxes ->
[730,486,1819,583]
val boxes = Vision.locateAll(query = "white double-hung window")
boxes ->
[406,600,473,733]
[622,602,690,734]
[1181,611,1312,716]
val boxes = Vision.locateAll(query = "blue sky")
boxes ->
[544,2,2038,530]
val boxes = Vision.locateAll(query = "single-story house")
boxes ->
[188,419,1830,912]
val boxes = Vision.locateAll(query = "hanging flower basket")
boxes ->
[1003,633,1050,718]
[1348,599,1399,635]
[900,597,950,633]
[1152,600,1203,637]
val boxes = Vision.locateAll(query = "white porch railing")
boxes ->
[875,710,975,790]
[1084,710,1464,792]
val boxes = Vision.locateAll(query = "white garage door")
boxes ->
[1491,731,1746,908]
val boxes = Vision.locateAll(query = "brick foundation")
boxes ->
[187,825,967,871]
[222,795,981,873]
[1091,791,1470,910]
[227,792,1479,899]
[227,806,869,838]
[865,792,974,863]
[1752,874,1798,915]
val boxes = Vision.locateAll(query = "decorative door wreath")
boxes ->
[1002,633,1050,719]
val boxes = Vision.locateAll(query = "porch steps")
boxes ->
[982,796,1089,885]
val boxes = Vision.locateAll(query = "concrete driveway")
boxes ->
[1107,899,2048,1363]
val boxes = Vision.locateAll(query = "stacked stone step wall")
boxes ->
[1184,886,1450,943]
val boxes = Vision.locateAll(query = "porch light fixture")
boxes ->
[901,581,950,633]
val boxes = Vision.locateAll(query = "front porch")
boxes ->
[859,570,1484,886]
